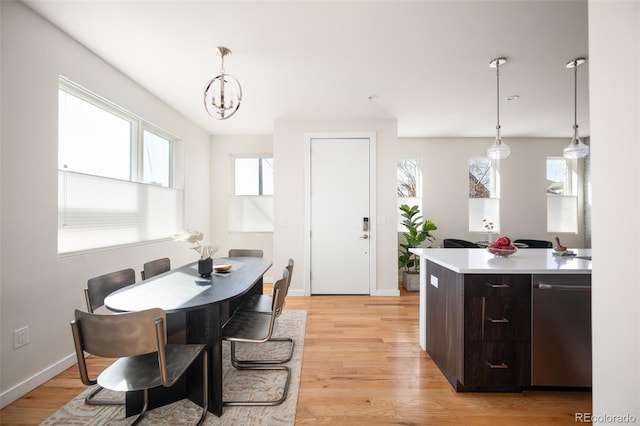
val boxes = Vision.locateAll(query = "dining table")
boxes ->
[104,256,272,417]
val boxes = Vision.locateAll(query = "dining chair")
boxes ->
[240,258,294,313]
[443,239,481,248]
[514,239,553,248]
[222,270,291,406]
[226,250,263,289]
[71,308,209,425]
[228,248,264,257]
[141,257,170,280]
[82,268,136,406]
[85,268,136,314]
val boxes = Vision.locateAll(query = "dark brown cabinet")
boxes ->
[462,274,531,389]
[425,262,531,391]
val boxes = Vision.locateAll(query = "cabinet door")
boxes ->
[464,296,531,341]
[463,341,531,388]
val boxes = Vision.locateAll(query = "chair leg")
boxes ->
[224,341,291,406]
[84,385,125,405]
[229,338,295,367]
[223,364,291,406]
[129,388,149,425]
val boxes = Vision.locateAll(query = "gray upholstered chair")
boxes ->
[514,239,553,248]
[222,270,291,406]
[228,249,264,257]
[82,268,136,406]
[443,239,481,248]
[141,257,170,280]
[70,308,209,425]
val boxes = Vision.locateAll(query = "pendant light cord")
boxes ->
[496,61,501,134]
[573,60,578,130]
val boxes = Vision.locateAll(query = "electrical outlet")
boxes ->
[14,326,29,349]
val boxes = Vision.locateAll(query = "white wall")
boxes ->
[273,120,398,296]
[209,134,275,282]
[0,1,211,407]
[398,137,587,249]
[589,0,640,420]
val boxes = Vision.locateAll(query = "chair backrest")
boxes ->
[71,308,168,385]
[514,239,553,248]
[284,258,294,291]
[443,239,480,248]
[85,268,136,313]
[271,270,289,320]
[141,257,171,280]
[228,249,264,257]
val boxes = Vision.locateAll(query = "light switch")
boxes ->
[430,274,438,288]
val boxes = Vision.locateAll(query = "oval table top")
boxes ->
[105,256,272,314]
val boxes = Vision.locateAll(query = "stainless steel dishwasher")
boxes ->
[532,273,592,387]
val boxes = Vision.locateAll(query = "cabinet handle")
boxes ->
[486,283,509,288]
[486,316,509,323]
[487,362,509,369]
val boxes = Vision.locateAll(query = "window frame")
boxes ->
[57,76,183,256]
[232,155,274,196]
[546,156,579,233]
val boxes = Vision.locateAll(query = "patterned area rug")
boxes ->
[42,310,307,425]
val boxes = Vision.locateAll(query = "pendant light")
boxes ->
[203,47,242,120]
[563,58,589,159]
[487,58,510,160]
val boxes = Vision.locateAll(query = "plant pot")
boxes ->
[402,270,420,292]
[198,257,213,278]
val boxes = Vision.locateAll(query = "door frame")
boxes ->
[303,132,377,296]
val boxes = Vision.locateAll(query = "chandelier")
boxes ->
[203,47,242,120]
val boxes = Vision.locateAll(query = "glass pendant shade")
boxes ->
[487,136,511,160]
[563,126,590,159]
[563,58,589,159]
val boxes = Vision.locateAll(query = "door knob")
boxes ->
[360,234,369,239]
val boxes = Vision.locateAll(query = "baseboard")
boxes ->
[0,352,77,409]
[287,289,400,297]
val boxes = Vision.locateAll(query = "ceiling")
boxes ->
[22,0,590,138]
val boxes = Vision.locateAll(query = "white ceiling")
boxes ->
[22,0,590,138]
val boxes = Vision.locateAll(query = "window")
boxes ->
[58,76,183,255]
[547,157,578,233]
[397,159,419,197]
[397,158,421,231]
[468,158,500,233]
[229,156,274,232]
[234,157,274,195]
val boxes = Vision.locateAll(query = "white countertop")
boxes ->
[409,248,592,274]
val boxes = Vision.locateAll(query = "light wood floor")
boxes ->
[1,285,591,425]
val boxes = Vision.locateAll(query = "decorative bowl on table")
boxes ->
[487,236,517,257]
[213,263,232,273]
[487,246,517,257]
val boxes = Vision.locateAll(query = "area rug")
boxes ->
[42,310,307,425]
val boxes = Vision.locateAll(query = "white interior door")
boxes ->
[310,137,371,294]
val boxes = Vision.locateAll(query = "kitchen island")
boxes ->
[410,248,592,391]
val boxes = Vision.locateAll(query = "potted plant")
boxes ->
[398,204,437,291]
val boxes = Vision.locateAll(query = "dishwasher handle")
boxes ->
[535,283,591,292]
